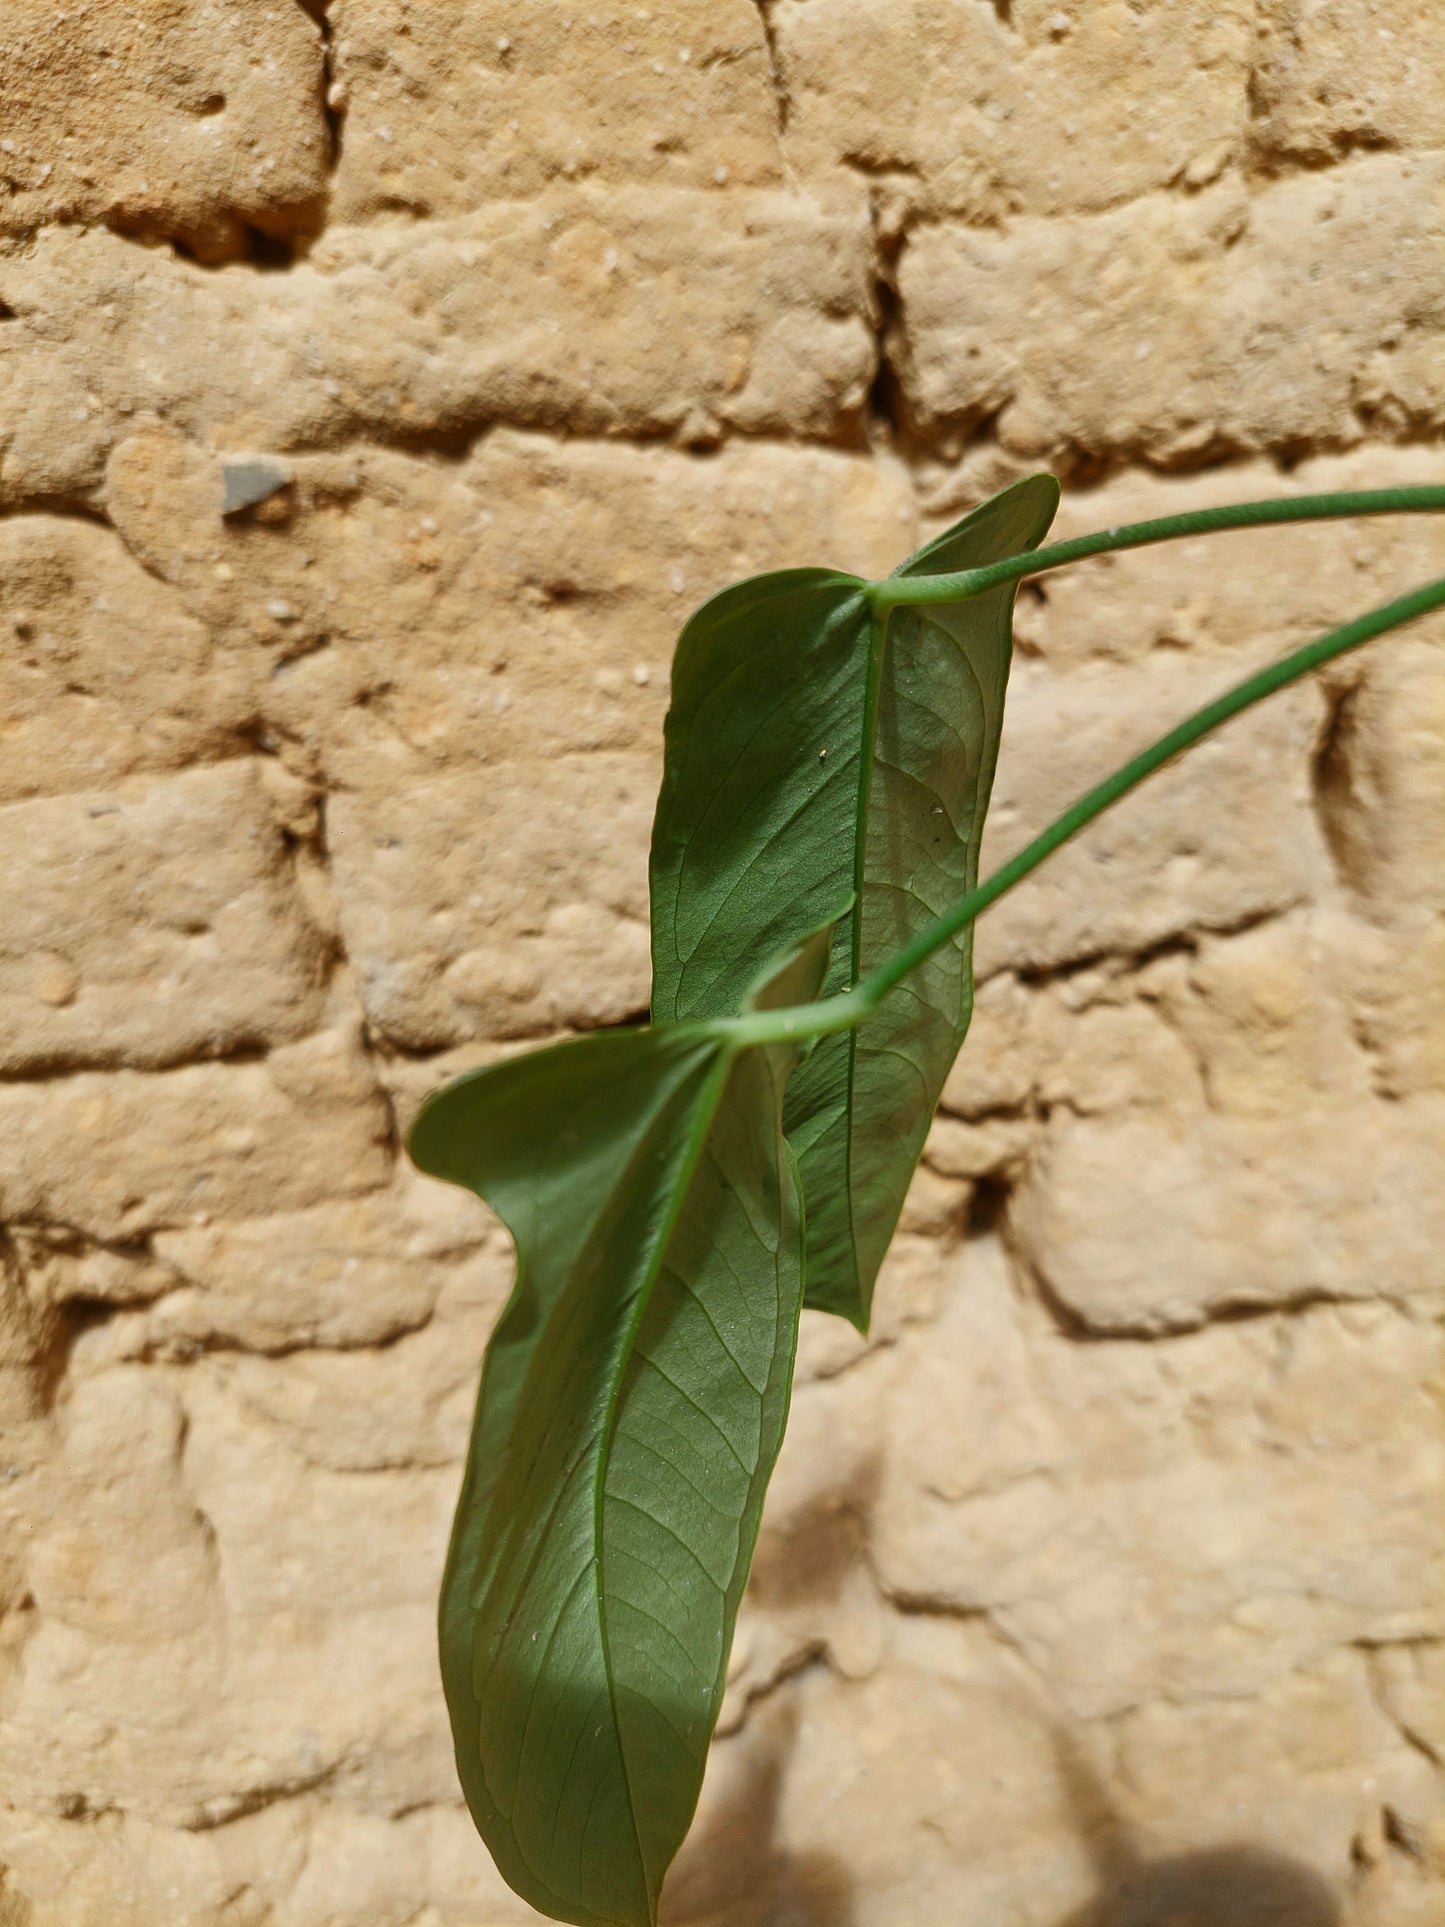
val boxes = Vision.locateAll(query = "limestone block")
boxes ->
[1010,920,1445,1331]
[0,1026,391,1240]
[772,0,1250,219]
[327,755,656,1046]
[0,762,327,1076]
[104,425,481,673]
[273,1804,552,1927]
[1253,0,1445,162]
[1152,913,1373,1121]
[21,1374,217,1644]
[0,1238,57,1427]
[679,1644,1097,1924]
[0,1805,313,1927]
[1109,1651,1442,1898]
[872,1247,1445,1718]
[0,0,329,261]
[172,1370,462,1814]
[898,155,1445,462]
[1030,988,1202,1120]
[213,1321,479,1476]
[1329,913,1445,1100]
[938,970,1036,1116]
[1373,1642,1445,1772]
[300,189,874,447]
[329,0,784,217]
[897,1161,971,1237]
[0,1370,227,1825]
[923,1111,1034,1182]
[0,191,875,503]
[0,516,252,805]
[149,1171,504,1356]
[920,450,1445,671]
[0,1359,463,1835]
[129,431,911,788]
[1011,1094,1445,1333]
[976,655,1329,977]
[1312,634,1445,920]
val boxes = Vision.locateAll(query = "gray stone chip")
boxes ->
[220,454,294,515]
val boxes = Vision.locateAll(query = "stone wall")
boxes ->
[2,3,1444,1922]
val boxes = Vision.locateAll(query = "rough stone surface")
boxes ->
[771,0,1254,221]
[328,0,787,215]
[898,156,1445,464]
[0,1,331,261]
[1,3,1444,1924]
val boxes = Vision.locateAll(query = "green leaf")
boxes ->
[650,476,1059,1328]
[408,930,830,1927]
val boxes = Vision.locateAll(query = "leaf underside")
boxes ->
[410,473,1062,1924]
[650,475,1060,1327]
[409,932,829,1927]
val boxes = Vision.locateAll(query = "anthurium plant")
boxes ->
[409,480,1445,1927]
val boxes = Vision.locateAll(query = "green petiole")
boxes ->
[869,486,1445,611]
[718,563,1445,1053]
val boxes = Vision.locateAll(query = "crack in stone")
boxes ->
[293,0,346,177]
[753,0,790,136]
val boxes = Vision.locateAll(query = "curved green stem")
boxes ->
[870,487,1445,611]
[721,571,1445,1050]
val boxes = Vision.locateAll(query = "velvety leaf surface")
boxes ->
[408,935,828,1927]
[650,477,1059,1327]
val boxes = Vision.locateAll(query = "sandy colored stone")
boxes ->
[0,762,327,1076]
[977,655,1329,977]
[772,0,1251,220]
[0,1024,390,1240]
[101,428,914,787]
[1330,913,1445,1100]
[328,755,655,1047]
[0,1,328,261]
[680,1646,1101,1924]
[1106,1651,1442,1912]
[899,155,1445,462]
[1007,916,1445,1332]
[1013,1099,1445,1333]
[0,189,874,504]
[0,1801,549,1927]
[0,1361,468,1851]
[148,1168,505,1356]
[1252,0,1445,162]
[1313,634,1445,920]
[871,1242,1445,1718]
[0,515,253,804]
[262,432,914,781]
[330,0,785,217]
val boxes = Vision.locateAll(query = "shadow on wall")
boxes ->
[1052,1724,1340,1927]
[662,1691,857,1927]
[666,1686,1340,1927]
[666,1449,1338,1927]
[1056,1846,1340,1927]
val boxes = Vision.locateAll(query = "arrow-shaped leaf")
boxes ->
[650,476,1059,1327]
[409,930,830,1927]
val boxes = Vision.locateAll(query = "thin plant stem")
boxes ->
[721,571,1445,1049]
[869,487,1445,611]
